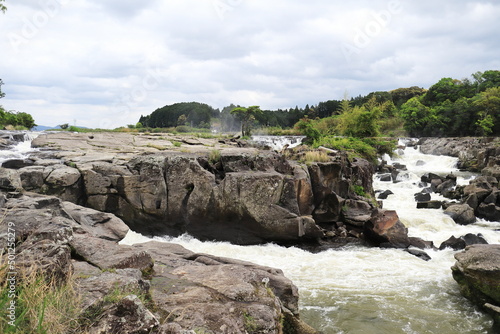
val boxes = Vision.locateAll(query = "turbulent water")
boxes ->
[251,135,305,150]
[121,140,500,333]
[0,131,39,166]
[2,133,498,332]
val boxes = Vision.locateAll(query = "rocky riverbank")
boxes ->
[1,131,410,250]
[0,192,317,333]
[418,136,500,173]
[2,132,500,331]
[452,244,500,330]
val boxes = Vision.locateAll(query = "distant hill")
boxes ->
[32,125,56,131]
[32,125,90,131]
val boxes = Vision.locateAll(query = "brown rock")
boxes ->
[364,209,410,248]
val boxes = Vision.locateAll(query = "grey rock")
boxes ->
[452,244,500,324]
[444,204,476,225]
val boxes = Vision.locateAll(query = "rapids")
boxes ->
[0,131,39,166]
[251,135,305,150]
[121,140,500,333]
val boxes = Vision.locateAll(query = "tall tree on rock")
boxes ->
[230,105,262,137]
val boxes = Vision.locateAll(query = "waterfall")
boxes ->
[0,131,40,166]
[251,135,306,150]
[119,140,499,333]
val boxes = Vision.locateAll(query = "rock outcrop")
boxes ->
[4,132,384,248]
[452,244,500,328]
[418,137,500,172]
[0,193,317,333]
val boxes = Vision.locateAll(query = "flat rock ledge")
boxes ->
[0,193,318,333]
[452,244,500,328]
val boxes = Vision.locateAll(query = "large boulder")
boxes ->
[363,209,410,248]
[439,234,488,250]
[0,192,318,333]
[444,204,476,225]
[452,244,500,326]
[0,167,22,191]
[61,201,129,241]
[132,241,318,334]
[62,152,330,245]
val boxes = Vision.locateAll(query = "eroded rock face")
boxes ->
[452,244,500,326]
[0,193,318,333]
[13,132,381,247]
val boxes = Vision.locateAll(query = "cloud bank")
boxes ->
[1,0,499,128]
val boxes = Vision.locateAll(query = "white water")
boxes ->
[120,141,500,333]
[0,132,40,166]
[251,135,305,150]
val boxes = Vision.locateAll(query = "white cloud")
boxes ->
[1,0,499,128]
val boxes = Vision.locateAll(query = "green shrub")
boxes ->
[300,150,331,164]
[209,149,221,164]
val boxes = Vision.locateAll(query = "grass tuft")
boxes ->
[0,260,81,334]
[300,150,331,164]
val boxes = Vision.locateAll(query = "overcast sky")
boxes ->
[1,0,499,128]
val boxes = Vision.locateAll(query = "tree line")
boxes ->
[399,70,500,136]
[138,70,500,137]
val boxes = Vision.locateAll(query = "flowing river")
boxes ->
[121,139,500,333]
[2,133,499,333]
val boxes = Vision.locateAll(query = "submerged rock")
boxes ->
[439,234,488,250]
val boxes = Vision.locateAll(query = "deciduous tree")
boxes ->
[230,105,262,137]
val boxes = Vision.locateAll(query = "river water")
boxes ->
[0,132,39,165]
[2,134,499,333]
[121,140,500,333]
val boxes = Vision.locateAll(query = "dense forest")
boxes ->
[138,70,500,138]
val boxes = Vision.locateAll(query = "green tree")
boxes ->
[316,100,341,118]
[389,86,426,108]
[337,105,380,137]
[230,105,262,137]
[422,78,467,106]
[295,116,321,143]
[0,0,6,13]
[336,97,382,137]
[473,87,500,136]
[479,70,500,92]
[399,97,432,136]
[141,102,215,128]
[15,112,36,129]
[177,114,187,126]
